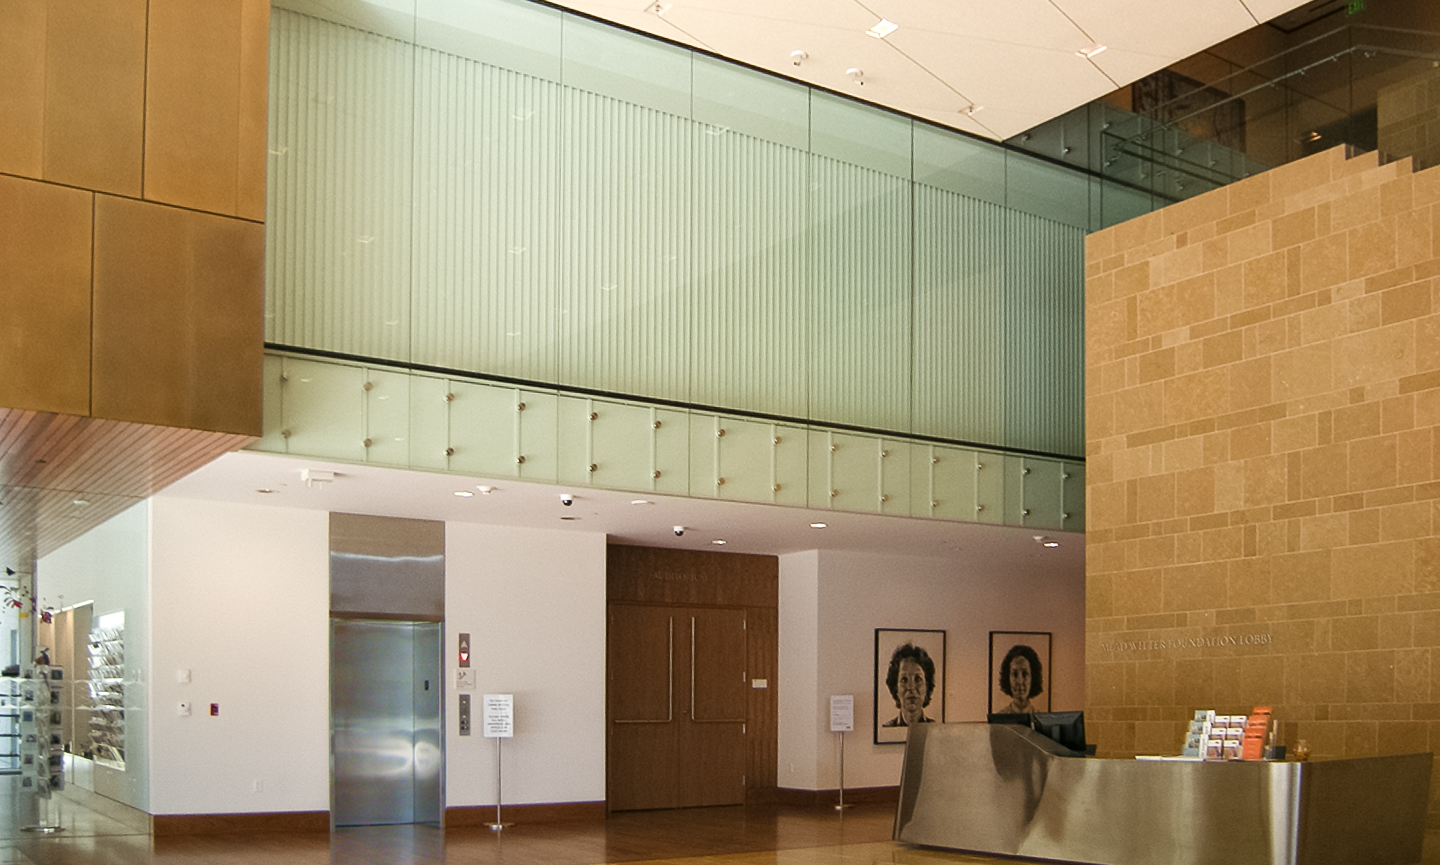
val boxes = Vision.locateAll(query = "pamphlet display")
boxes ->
[18,668,63,799]
[1179,707,1274,761]
[87,625,125,768]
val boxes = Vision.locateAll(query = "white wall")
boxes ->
[777,550,819,790]
[38,502,151,811]
[444,523,607,807]
[779,548,1086,790]
[147,497,331,815]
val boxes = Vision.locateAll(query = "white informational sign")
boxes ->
[456,669,476,690]
[830,694,855,733]
[482,694,514,738]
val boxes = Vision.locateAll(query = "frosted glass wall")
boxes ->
[267,0,1093,458]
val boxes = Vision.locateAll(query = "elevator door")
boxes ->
[331,620,442,827]
[608,605,747,810]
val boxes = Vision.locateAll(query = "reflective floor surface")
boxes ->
[0,778,1434,865]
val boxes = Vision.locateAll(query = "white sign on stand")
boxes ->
[483,694,514,738]
[830,695,855,811]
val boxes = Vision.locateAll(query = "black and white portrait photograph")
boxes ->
[874,629,945,744]
[989,631,1051,715]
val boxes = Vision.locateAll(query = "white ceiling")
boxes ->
[550,0,1313,140]
[161,451,1083,575]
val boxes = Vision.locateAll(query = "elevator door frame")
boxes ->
[329,618,445,830]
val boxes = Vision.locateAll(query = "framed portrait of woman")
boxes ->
[988,631,1051,715]
[873,629,946,744]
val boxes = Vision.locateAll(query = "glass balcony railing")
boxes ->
[1009,24,1440,224]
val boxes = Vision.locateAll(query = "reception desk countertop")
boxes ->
[895,722,1431,865]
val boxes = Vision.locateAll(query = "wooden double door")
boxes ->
[607,604,748,811]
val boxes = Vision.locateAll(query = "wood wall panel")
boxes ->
[0,175,93,416]
[607,545,779,609]
[144,0,243,215]
[237,0,271,222]
[42,0,146,195]
[746,607,779,794]
[0,1,45,178]
[92,195,265,436]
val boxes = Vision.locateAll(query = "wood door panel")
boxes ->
[679,723,745,807]
[609,605,673,722]
[690,608,746,722]
[608,724,678,811]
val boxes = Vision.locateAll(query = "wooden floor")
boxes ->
[0,779,1436,865]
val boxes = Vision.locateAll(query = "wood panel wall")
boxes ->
[607,544,780,798]
[0,1,268,564]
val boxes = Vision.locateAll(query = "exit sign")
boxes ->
[1347,0,1365,14]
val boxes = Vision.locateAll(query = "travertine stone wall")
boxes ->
[1086,146,1440,816]
[1380,69,1440,174]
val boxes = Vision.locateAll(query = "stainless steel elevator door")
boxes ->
[331,620,442,827]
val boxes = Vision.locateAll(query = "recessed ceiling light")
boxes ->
[810,522,827,529]
[1033,534,1061,548]
[1043,541,1060,548]
[477,485,496,495]
[631,499,653,506]
[712,539,727,545]
[454,490,474,497]
[866,18,898,39]
[1076,44,1108,59]
[561,516,579,521]
[72,498,90,507]
[255,489,278,495]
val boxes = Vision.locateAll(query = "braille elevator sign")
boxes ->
[459,633,471,668]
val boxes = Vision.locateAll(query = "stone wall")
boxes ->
[1085,146,1440,817]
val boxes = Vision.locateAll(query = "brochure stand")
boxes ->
[830,695,854,812]
[20,666,64,834]
[483,694,515,830]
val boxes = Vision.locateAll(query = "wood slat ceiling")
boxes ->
[0,409,253,569]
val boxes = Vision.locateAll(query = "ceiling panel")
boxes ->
[545,0,1315,140]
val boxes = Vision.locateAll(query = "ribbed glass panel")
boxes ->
[410,47,561,381]
[690,131,809,418]
[911,186,1006,444]
[807,157,911,432]
[1004,212,1085,456]
[557,91,691,401]
[266,10,414,361]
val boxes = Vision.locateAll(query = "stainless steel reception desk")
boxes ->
[895,723,1432,865]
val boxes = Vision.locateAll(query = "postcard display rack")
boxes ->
[87,626,125,769]
[18,670,64,798]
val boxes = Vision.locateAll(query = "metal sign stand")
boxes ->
[834,730,853,811]
[485,736,513,830]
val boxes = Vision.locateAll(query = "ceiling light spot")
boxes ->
[1043,541,1060,548]
[561,516,579,521]
[712,539,727,545]
[631,499,653,506]
[454,490,474,497]
[255,489,278,495]
[1076,44,1108,59]
[72,498,90,507]
[810,522,828,529]
[865,18,898,39]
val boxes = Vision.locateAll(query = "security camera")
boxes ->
[673,526,685,537]
[560,493,574,506]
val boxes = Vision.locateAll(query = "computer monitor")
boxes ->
[987,711,1087,755]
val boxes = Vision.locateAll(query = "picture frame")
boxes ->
[874,628,946,744]
[988,631,1052,715]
